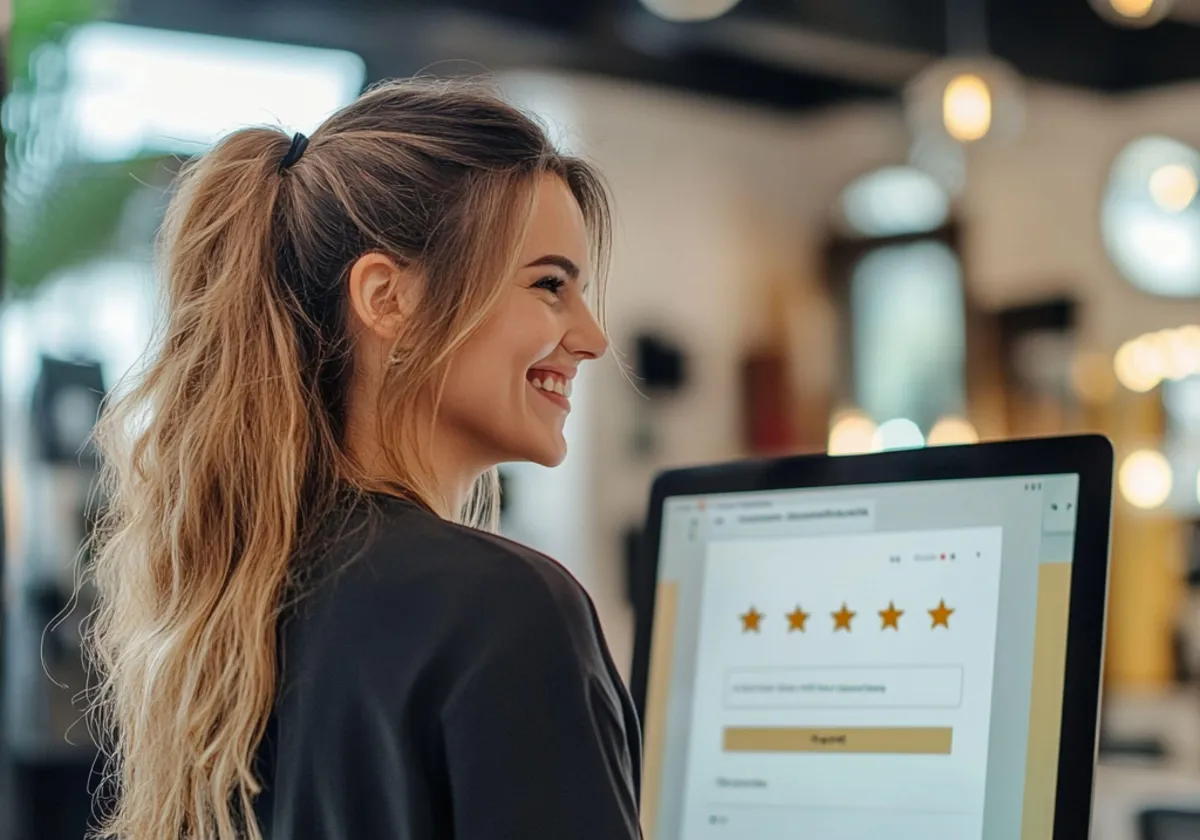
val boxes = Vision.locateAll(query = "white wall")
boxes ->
[502,71,1200,676]
[967,83,1200,346]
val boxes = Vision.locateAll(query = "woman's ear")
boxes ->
[347,252,418,341]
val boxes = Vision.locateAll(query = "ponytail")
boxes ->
[88,128,343,840]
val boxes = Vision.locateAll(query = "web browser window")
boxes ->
[641,474,1079,840]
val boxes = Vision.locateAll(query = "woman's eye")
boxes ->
[533,276,567,296]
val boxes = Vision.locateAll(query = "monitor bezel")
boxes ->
[630,434,1113,839]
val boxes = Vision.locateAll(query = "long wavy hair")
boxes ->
[84,78,611,840]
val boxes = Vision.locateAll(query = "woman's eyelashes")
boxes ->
[532,275,567,298]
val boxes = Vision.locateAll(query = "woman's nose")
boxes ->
[564,305,609,361]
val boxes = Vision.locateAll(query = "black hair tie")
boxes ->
[278,132,309,173]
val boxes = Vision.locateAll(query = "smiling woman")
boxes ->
[426,177,607,475]
[84,78,639,840]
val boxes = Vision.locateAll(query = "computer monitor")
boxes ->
[632,435,1113,840]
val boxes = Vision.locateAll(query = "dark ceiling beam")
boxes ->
[650,14,933,87]
[985,0,1200,91]
[114,0,1200,110]
[744,0,947,54]
[115,0,892,111]
[1170,0,1200,23]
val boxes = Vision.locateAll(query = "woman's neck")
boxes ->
[344,420,486,521]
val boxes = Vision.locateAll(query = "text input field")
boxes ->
[724,666,964,709]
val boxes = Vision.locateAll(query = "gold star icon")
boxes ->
[879,601,904,630]
[929,599,954,629]
[741,606,764,633]
[832,602,856,632]
[786,606,810,632]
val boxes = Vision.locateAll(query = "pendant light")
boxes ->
[1089,0,1176,29]
[904,0,1025,162]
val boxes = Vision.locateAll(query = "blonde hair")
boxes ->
[85,78,610,840]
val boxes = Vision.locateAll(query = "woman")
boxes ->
[86,79,641,840]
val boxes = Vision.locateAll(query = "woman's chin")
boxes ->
[524,437,567,468]
[533,449,567,468]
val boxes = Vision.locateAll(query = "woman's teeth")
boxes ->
[530,374,572,398]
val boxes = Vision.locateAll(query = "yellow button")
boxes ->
[723,726,952,755]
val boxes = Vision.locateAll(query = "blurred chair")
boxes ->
[1139,808,1200,840]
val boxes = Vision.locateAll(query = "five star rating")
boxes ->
[741,599,954,633]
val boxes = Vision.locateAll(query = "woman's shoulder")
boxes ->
[356,494,590,602]
[287,494,602,659]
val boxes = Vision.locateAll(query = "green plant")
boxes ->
[6,157,166,294]
[8,0,107,87]
[5,0,162,297]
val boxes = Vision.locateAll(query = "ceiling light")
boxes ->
[943,73,992,143]
[639,0,741,22]
[905,57,1023,150]
[1090,0,1176,27]
[1113,0,1156,16]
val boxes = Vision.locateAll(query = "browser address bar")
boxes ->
[709,501,875,538]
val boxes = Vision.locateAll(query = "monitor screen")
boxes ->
[641,473,1080,840]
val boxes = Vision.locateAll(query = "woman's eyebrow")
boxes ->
[523,254,581,280]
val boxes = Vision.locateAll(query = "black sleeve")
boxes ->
[441,570,642,839]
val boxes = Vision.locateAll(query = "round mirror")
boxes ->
[1102,135,1200,297]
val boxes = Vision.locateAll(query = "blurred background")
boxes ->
[2,0,1200,837]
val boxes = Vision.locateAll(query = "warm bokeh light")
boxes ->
[828,411,878,457]
[1114,336,1165,392]
[1119,449,1173,510]
[1070,352,1118,404]
[1177,325,1200,372]
[1113,326,1200,391]
[1149,163,1198,212]
[927,416,979,446]
[905,57,1022,157]
[872,418,926,451]
[1110,0,1156,18]
[1159,327,1200,379]
[942,73,992,143]
[639,0,741,21]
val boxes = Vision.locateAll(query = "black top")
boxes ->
[253,495,643,839]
